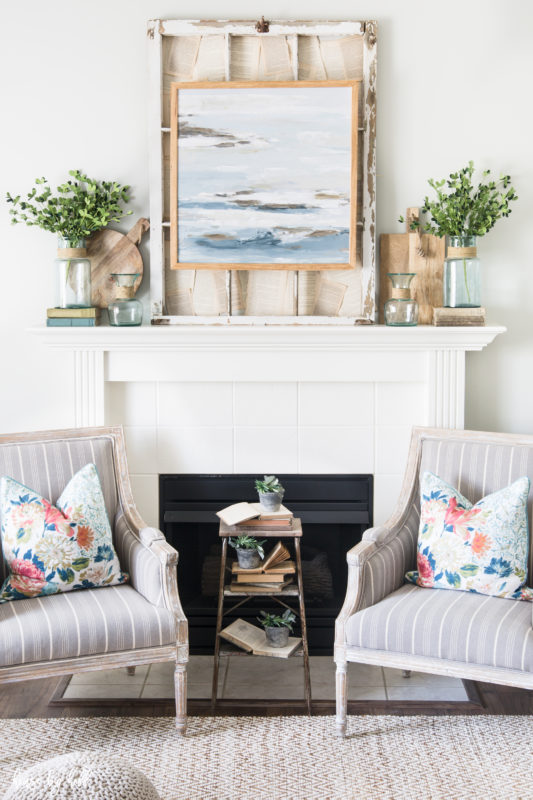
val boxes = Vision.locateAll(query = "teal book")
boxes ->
[47,318,97,327]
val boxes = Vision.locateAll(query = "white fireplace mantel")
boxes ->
[32,324,505,429]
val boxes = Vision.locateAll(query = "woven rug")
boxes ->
[0,715,531,800]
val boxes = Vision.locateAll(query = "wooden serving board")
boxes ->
[88,218,150,308]
[379,208,445,324]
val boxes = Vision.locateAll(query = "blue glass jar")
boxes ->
[384,273,419,326]
[108,273,143,326]
[444,236,481,308]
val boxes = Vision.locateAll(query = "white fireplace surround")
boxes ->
[32,325,504,529]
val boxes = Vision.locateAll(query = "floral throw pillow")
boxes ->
[405,471,533,601]
[0,463,127,602]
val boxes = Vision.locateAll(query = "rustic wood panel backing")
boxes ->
[153,21,376,319]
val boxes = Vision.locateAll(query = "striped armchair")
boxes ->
[335,427,533,736]
[0,427,188,733]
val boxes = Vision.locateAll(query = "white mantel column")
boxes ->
[73,350,105,427]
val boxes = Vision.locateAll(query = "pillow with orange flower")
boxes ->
[0,463,127,602]
[405,471,533,601]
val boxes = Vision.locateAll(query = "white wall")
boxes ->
[0,0,531,435]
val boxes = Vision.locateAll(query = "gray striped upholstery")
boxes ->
[346,584,533,673]
[0,585,176,667]
[0,436,118,585]
[355,434,533,615]
[114,510,166,608]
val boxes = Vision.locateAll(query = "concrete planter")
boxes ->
[265,626,290,648]
[235,548,262,569]
[258,490,284,512]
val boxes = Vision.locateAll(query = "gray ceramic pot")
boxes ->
[236,548,261,569]
[258,490,284,512]
[265,626,290,648]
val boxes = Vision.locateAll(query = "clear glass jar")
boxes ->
[384,273,419,326]
[444,235,481,308]
[54,236,91,308]
[108,273,143,326]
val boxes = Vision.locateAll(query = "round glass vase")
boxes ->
[384,273,419,326]
[108,273,143,326]
[443,236,481,308]
[54,236,91,308]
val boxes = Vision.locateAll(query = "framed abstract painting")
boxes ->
[169,80,360,271]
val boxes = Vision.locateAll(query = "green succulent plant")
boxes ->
[228,535,265,559]
[6,170,133,240]
[399,161,517,238]
[255,475,284,494]
[257,608,296,631]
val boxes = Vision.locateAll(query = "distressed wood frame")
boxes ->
[334,426,533,737]
[169,79,360,272]
[147,18,377,323]
[0,426,189,735]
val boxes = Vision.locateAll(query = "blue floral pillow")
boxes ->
[406,471,533,601]
[0,463,127,602]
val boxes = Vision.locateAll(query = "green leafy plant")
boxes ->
[228,535,265,559]
[257,608,296,631]
[399,161,517,238]
[6,170,133,240]
[255,475,284,494]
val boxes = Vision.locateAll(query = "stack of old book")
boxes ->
[229,541,296,593]
[216,501,294,530]
[47,307,101,327]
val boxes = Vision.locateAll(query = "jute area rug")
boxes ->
[1,715,532,800]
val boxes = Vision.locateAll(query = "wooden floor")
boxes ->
[0,676,531,719]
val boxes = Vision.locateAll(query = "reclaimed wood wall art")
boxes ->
[147,19,377,322]
[169,81,360,272]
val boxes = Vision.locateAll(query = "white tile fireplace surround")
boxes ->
[33,325,504,529]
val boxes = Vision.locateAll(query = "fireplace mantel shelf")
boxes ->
[31,324,505,352]
[30,324,505,432]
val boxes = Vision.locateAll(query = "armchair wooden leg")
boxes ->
[335,662,348,737]
[174,662,187,735]
[127,666,136,676]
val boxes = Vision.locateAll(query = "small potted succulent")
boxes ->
[258,609,296,648]
[228,534,265,569]
[255,475,285,512]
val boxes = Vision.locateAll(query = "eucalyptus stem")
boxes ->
[463,258,471,304]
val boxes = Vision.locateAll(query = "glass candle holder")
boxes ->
[384,273,419,326]
[108,273,143,326]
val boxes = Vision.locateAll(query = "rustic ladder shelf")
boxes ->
[212,518,312,714]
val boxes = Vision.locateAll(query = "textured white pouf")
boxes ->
[3,751,161,800]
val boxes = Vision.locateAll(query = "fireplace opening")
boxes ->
[159,473,373,655]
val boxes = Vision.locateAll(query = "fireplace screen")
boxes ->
[160,473,372,655]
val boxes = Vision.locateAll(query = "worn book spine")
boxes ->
[47,307,101,318]
[433,307,485,326]
[46,318,98,327]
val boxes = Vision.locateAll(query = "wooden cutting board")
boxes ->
[88,218,150,308]
[379,208,445,324]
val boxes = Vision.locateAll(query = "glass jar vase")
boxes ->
[384,273,419,326]
[108,273,143,326]
[443,236,481,307]
[54,236,91,308]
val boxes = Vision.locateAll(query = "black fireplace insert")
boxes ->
[159,473,373,655]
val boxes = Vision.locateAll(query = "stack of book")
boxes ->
[216,501,294,531]
[47,308,101,327]
[229,541,296,593]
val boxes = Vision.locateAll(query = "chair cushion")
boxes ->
[0,464,127,602]
[0,585,176,667]
[406,471,532,601]
[346,584,533,673]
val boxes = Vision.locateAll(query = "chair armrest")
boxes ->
[335,511,419,661]
[114,511,187,643]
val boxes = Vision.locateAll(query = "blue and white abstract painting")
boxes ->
[177,86,352,264]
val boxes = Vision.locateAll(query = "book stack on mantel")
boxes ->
[47,307,101,327]
[433,307,486,326]
[220,618,302,659]
[229,541,295,593]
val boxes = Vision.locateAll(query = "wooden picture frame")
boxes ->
[169,80,360,271]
